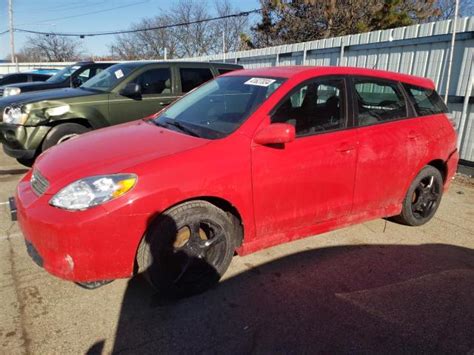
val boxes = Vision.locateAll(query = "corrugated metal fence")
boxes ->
[1,16,473,162]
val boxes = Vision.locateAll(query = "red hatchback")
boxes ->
[13,66,459,296]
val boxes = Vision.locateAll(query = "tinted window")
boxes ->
[272,78,345,136]
[180,68,213,93]
[32,74,49,82]
[354,79,407,126]
[155,76,284,139]
[1,74,28,84]
[132,68,172,95]
[404,84,447,116]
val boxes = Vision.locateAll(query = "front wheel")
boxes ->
[394,166,443,226]
[137,201,236,298]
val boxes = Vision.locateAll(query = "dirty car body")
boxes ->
[14,66,459,293]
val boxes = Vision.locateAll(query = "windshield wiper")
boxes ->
[161,119,201,138]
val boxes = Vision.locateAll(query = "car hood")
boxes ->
[35,120,209,191]
[0,88,95,108]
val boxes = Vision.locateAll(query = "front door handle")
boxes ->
[407,131,419,140]
[159,101,170,107]
[336,143,355,153]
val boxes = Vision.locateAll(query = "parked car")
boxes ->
[31,68,60,76]
[0,72,52,96]
[1,61,115,97]
[0,61,242,166]
[11,66,458,297]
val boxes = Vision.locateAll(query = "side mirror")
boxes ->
[120,83,141,97]
[71,77,82,88]
[254,123,295,145]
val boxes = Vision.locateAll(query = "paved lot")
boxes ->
[0,151,473,354]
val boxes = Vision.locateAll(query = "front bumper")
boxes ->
[15,173,150,283]
[0,123,50,158]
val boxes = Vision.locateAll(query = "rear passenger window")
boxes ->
[354,79,407,126]
[180,68,213,93]
[404,85,447,116]
[272,78,345,136]
[133,68,172,95]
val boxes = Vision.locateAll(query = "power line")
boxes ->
[2,8,261,38]
[16,0,151,26]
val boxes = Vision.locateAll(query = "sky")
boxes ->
[0,0,260,59]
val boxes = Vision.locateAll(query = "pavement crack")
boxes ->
[6,226,31,354]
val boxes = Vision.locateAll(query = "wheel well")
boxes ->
[48,118,92,129]
[428,159,447,182]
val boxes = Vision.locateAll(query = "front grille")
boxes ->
[31,169,49,196]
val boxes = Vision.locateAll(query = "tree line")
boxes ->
[7,0,474,62]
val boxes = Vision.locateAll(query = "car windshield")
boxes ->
[80,63,138,92]
[154,76,285,139]
[46,65,79,83]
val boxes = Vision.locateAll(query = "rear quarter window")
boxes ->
[180,68,213,93]
[403,84,447,116]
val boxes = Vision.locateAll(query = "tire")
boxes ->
[394,166,443,226]
[137,201,236,298]
[41,123,90,152]
[16,157,35,167]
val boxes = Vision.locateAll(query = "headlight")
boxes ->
[3,87,21,97]
[2,106,29,124]
[49,174,137,211]
[45,104,70,117]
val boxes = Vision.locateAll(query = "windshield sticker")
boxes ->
[244,77,276,87]
[114,69,124,79]
[71,66,81,70]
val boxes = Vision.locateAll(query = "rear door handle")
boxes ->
[336,143,355,153]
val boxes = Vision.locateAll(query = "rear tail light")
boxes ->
[446,113,457,129]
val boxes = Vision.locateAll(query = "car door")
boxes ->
[108,65,178,124]
[350,76,423,215]
[252,76,357,238]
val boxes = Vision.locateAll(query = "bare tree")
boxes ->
[19,34,84,62]
[109,0,249,60]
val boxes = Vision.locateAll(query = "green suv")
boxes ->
[0,61,242,166]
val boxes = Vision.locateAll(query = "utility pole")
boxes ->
[8,0,18,71]
[444,0,459,103]
[222,31,225,62]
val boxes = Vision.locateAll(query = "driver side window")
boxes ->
[131,68,172,95]
[271,78,346,137]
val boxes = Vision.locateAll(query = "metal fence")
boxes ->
[1,16,473,162]
[193,16,474,164]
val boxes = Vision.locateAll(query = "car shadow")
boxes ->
[102,239,474,354]
[0,168,29,176]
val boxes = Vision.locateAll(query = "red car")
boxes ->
[13,66,459,296]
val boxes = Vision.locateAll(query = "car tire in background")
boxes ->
[42,123,90,152]
[394,165,443,226]
[16,157,36,167]
[137,201,236,298]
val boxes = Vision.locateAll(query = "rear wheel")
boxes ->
[42,123,90,152]
[394,166,443,226]
[137,201,236,298]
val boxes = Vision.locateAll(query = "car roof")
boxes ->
[116,61,242,68]
[224,66,434,89]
